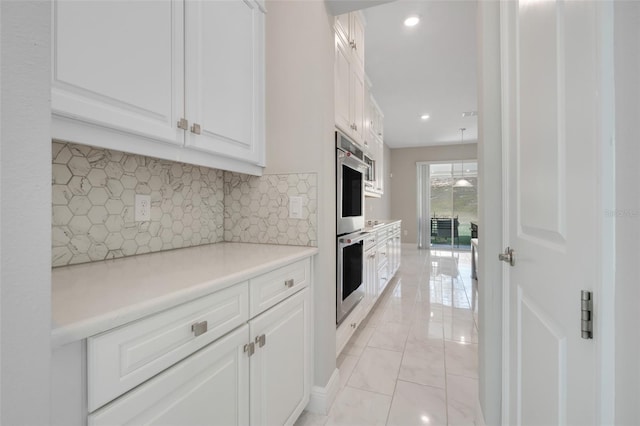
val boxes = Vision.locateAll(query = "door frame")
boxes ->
[491,1,616,424]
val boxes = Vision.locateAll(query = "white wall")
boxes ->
[614,2,640,423]
[389,143,477,244]
[365,143,391,220]
[0,1,52,423]
[264,0,337,391]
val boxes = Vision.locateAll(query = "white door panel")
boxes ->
[502,1,613,424]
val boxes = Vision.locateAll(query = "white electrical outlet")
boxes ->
[135,194,151,222]
[289,196,303,219]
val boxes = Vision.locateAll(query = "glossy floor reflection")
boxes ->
[296,244,479,426]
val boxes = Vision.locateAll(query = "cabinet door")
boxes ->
[89,325,249,426]
[250,288,310,426]
[185,0,264,164]
[365,249,378,304]
[335,34,352,136]
[350,13,365,70]
[376,138,384,193]
[350,69,365,145]
[52,0,184,146]
[335,14,350,46]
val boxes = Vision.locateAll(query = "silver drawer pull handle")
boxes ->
[284,279,294,288]
[191,321,208,337]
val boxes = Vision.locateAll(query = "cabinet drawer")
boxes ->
[89,324,249,426]
[249,258,310,317]
[87,282,249,412]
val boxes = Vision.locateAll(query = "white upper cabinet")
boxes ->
[334,34,352,138]
[334,11,365,146]
[350,69,365,143]
[184,0,264,164]
[335,12,365,70]
[52,0,265,175]
[350,13,365,70]
[52,0,184,146]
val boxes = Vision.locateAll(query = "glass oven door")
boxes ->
[337,231,366,324]
[336,150,367,235]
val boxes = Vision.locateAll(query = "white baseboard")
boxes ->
[305,368,340,415]
[476,397,486,426]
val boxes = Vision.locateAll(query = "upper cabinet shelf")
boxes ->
[51,0,265,176]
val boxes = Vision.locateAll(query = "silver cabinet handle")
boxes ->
[284,279,294,288]
[177,118,188,130]
[350,322,357,328]
[190,123,201,135]
[255,334,266,348]
[191,321,208,337]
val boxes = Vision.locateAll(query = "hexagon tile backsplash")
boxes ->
[224,172,317,246]
[52,142,225,267]
[52,142,318,267]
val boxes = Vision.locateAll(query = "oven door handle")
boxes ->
[338,150,369,173]
[339,234,367,247]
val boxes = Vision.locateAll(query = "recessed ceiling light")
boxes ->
[404,15,420,27]
[420,114,430,120]
[462,111,478,117]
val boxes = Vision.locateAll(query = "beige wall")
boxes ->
[389,142,477,244]
[365,143,392,221]
[265,0,337,389]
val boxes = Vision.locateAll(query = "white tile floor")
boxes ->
[296,244,479,426]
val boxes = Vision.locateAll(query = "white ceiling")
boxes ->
[363,0,478,148]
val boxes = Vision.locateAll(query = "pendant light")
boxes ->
[453,127,473,188]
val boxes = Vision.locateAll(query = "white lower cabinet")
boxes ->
[90,287,310,426]
[250,288,310,426]
[56,256,313,426]
[89,325,250,426]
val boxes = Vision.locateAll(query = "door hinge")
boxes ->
[244,342,255,357]
[581,290,593,339]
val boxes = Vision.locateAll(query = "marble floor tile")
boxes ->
[325,386,392,426]
[408,319,444,342]
[380,301,416,325]
[398,343,446,389]
[443,317,478,344]
[347,347,402,395]
[386,380,448,426]
[367,321,411,352]
[307,245,479,426]
[446,374,479,426]
[444,341,478,379]
[294,410,328,426]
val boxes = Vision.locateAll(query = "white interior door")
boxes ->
[501,1,613,424]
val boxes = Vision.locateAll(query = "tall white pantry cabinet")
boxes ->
[51,0,265,175]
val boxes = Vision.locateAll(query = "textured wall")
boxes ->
[52,142,225,267]
[224,172,317,246]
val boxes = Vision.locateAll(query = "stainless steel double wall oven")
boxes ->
[336,130,368,325]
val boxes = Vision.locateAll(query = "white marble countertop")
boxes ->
[52,242,318,348]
